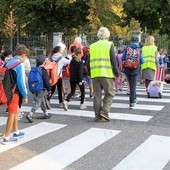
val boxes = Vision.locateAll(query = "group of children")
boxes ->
[0,39,94,144]
[1,39,170,144]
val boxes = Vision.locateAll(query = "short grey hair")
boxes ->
[97,27,110,40]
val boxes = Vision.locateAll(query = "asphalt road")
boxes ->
[0,80,170,170]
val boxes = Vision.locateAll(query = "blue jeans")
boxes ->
[126,74,138,104]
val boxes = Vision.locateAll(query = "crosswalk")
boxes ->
[1,83,170,170]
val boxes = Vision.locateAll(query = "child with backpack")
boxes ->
[26,55,52,123]
[46,44,70,108]
[121,36,144,108]
[63,47,86,111]
[2,44,29,144]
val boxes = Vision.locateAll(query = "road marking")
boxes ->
[0,117,7,126]
[113,135,170,170]
[0,122,66,153]
[10,128,120,170]
[114,96,170,103]
[21,106,152,122]
[84,88,170,96]
[50,99,164,111]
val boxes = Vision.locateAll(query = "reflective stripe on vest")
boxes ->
[141,45,157,70]
[90,40,114,78]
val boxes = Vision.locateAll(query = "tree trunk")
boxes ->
[47,30,53,55]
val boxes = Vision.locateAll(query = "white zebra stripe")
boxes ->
[21,106,152,122]
[0,122,66,153]
[10,128,120,170]
[113,135,170,170]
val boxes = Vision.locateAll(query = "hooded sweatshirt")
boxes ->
[121,43,144,76]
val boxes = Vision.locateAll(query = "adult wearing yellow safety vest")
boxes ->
[142,36,158,91]
[88,27,119,122]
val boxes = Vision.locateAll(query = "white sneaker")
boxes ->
[80,104,87,110]
[63,100,68,111]
[59,103,63,108]
[18,111,24,120]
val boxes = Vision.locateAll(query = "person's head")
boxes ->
[1,49,13,62]
[74,47,82,61]
[97,27,110,40]
[131,36,139,43]
[117,49,122,54]
[74,37,82,43]
[36,55,46,66]
[159,48,164,55]
[15,44,29,63]
[70,46,76,53]
[53,46,62,54]
[144,36,155,46]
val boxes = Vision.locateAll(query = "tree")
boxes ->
[1,8,17,49]
[123,0,170,35]
[0,0,90,51]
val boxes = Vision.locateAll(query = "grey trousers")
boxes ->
[92,77,115,118]
[31,90,47,113]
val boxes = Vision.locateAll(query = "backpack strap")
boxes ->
[7,61,21,70]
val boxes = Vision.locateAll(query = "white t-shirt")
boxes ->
[52,53,70,77]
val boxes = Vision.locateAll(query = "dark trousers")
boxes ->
[126,74,138,103]
[66,81,85,104]
[48,78,63,103]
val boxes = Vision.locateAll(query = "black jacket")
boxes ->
[70,58,83,83]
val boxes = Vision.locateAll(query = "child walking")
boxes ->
[115,49,123,92]
[3,45,29,144]
[63,48,86,111]
[156,48,167,81]
[26,55,52,123]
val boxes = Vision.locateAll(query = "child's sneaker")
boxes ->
[13,131,25,139]
[18,111,24,120]
[43,113,52,119]
[3,136,18,145]
[63,100,68,111]
[59,103,63,108]
[26,113,33,123]
[80,104,87,110]
[90,94,93,98]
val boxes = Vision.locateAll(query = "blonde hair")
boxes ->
[144,36,155,46]
[74,37,82,43]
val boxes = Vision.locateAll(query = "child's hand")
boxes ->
[79,82,82,86]
[23,98,28,104]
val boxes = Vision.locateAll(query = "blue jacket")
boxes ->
[121,43,144,76]
[6,56,27,99]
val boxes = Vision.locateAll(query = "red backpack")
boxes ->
[124,47,140,69]
[0,61,21,105]
[62,64,70,78]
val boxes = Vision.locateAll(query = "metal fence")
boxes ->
[2,34,170,55]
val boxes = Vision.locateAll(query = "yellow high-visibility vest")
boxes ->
[141,45,157,70]
[90,40,115,78]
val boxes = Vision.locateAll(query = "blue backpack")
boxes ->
[28,66,43,93]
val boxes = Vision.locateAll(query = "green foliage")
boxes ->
[123,0,170,35]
